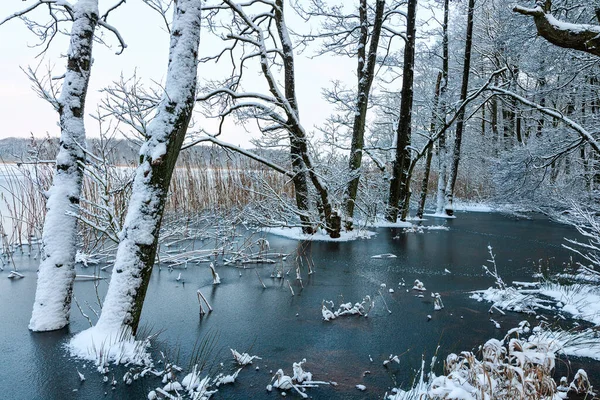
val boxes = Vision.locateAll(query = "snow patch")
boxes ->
[263,227,375,242]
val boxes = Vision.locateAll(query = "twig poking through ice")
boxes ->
[209,263,220,285]
[378,290,392,314]
[77,369,86,382]
[7,271,24,279]
[432,293,444,311]
[286,279,295,296]
[383,354,401,367]
[255,269,266,289]
[197,290,213,315]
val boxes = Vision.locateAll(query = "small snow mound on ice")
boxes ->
[68,326,153,368]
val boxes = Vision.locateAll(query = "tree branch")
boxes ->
[514,1,600,57]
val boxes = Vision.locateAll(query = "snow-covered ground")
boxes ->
[262,226,377,241]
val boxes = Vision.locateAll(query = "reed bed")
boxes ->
[0,145,295,254]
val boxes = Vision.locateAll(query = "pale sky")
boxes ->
[0,1,360,148]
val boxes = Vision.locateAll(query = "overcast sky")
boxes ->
[0,1,372,149]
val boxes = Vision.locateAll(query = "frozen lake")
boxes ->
[0,212,597,399]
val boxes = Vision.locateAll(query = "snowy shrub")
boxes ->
[387,323,594,400]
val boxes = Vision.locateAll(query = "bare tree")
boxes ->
[386,0,418,222]
[416,72,442,219]
[444,0,476,216]
[200,0,341,237]
[343,0,386,230]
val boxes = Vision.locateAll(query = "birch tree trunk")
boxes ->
[416,72,442,219]
[386,0,418,222]
[92,0,202,335]
[343,0,385,231]
[29,0,99,332]
[444,0,475,216]
[435,0,449,215]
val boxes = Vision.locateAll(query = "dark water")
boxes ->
[1,212,596,399]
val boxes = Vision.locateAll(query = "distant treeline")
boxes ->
[0,136,287,168]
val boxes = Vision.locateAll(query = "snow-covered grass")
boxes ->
[321,296,374,321]
[538,282,600,325]
[529,327,600,361]
[387,322,594,399]
[267,359,331,398]
[67,326,154,371]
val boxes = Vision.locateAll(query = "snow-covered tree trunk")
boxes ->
[343,0,385,231]
[435,0,449,215]
[29,0,99,332]
[91,0,202,335]
[386,0,418,222]
[444,0,475,217]
[416,72,442,219]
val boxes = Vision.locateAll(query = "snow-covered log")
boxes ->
[29,0,99,332]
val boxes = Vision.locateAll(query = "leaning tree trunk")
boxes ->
[444,0,475,216]
[343,0,385,231]
[29,0,99,332]
[416,72,442,219]
[386,0,418,222]
[90,0,202,335]
[435,0,450,215]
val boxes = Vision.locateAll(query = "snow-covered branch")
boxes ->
[514,0,600,57]
[488,86,600,155]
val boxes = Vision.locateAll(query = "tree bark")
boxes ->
[444,0,475,216]
[92,0,202,335]
[29,0,99,332]
[274,0,340,237]
[416,72,442,219]
[386,0,418,222]
[344,0,385,231]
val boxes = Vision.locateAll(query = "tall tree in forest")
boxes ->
[416,72,442,219]
[386,0,418,222]
[344,0,386,230]
[435,0,450,214]
[77,0,202,336]
[444,0,475,216]
[1,0,125,332]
